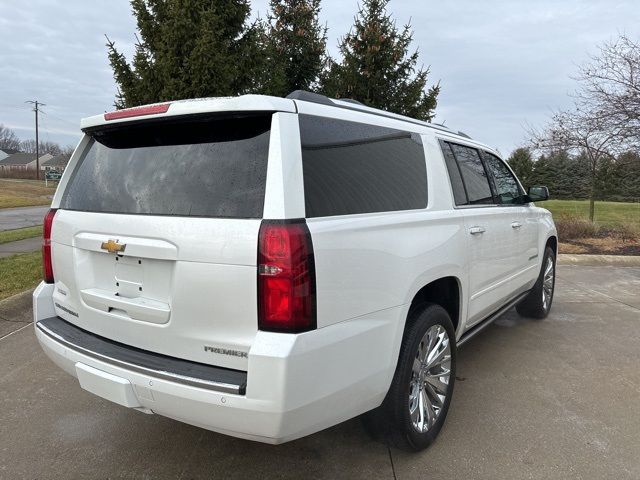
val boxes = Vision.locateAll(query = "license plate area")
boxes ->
[115,256,144,297]
[73,247,174,313]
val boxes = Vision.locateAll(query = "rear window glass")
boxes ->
[60,114,272,218]
[449,143,494,205]
[440,141,468,205]
[299,115,428,217]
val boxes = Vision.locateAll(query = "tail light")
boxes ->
[42,209,57,283]
[104,103,170,120]
[257,220,316,333]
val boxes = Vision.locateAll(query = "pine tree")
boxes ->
[321,0,440,121]
[260,0,327,96]
[614,151,640,202]
[507,147,534,189]
[106,0,262,108]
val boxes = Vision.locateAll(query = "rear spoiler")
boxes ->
[80,95,296,131]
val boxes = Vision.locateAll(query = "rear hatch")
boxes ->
[49,112,273,371]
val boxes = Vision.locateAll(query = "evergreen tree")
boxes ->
[260,0,327,96]
[507,147,534,189]
[321,0,440,121]
[106,0,262,108]
[614,151,640,202]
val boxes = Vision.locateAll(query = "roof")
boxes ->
[0,153,52,166]
[0,153,36,165]
[79,92,493,155]
[0,148,21,155]
[42,153,71,167]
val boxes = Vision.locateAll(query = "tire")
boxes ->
[364,303,456,452]
[516,246,556,319]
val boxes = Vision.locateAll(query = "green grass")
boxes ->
[544,199,640,229]
[0,252,42,301]
[0,225,42,245]
[0,178,56,209]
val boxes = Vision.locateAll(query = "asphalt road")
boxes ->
[1,265,639,479]
[0,205,49,231]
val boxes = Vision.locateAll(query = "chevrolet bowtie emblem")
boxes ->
[101,239,126,254]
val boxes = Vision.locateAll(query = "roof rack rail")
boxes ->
[457,131,472,139]
[338,98,364,106]
[285,90,457,136]
[286,90,333,106]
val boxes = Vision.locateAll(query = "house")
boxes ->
[0,148,20,161]
[41,153,71,172]
[0,152,53,172]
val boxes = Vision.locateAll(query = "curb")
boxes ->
[558,254,640,267]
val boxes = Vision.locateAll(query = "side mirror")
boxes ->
[526,186,549,202]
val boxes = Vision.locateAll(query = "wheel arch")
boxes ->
[546,235,558,255]
[407,276,462,336]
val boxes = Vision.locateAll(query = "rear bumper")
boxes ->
[36,316,247,394]
[33,282,404,444]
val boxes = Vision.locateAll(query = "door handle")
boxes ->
[469,226,486,235]
[511,222,522,229]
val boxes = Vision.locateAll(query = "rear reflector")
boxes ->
[257,220,316,333]
[43,209,57,284]
[104,103,170,121]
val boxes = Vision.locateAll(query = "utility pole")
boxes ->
[26,100,45,180]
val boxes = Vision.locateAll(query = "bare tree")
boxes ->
[530,106,629,221]
[531,35,639,220]
[0,124,21,151]
[575,35,640,148]
[19,139,63,156]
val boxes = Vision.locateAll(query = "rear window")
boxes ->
[299,115,428,217]
[60,114,272,218]
[448,143,493,205]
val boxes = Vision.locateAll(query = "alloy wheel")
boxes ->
[408,324,451,432]
[542,256,554,311]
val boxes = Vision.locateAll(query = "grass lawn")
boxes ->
[544,199,640,228]
[0,178,57,209]
[0,225,42,245]
[0,252,42,301]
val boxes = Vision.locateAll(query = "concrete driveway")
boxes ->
[1,265,639,479]
[0,205,48,231]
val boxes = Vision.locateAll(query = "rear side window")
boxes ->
[299,115,428,217]
[60,114,272,218]
[482,151,523,205]
[440,141,468,206]
[448,143,493,205]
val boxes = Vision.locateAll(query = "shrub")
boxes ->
[555,215,600,240]
[600,223,639,241]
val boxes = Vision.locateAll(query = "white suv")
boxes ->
[33,91,557,451]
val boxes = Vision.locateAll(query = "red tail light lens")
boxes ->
[104,103,170,121]
[43,209,57,283]
[258,220,316,333]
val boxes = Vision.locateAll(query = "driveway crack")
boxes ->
[387,446,397,480]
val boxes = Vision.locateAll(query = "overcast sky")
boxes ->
[1,0,638,155]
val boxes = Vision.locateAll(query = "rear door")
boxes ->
[440,140,519,326]
[49,113,273,371]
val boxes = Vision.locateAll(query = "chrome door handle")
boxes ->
[511,222,522,229]
[469,226,486,235]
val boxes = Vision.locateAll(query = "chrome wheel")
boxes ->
[408,324,451,433]
[542,256,554,311]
